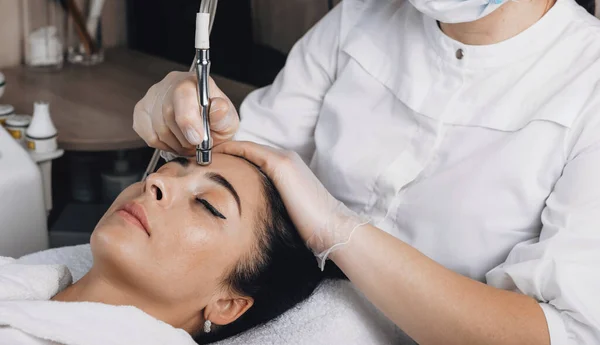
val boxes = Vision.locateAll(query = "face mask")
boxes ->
[408,0,505,24]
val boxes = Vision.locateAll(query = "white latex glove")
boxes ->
[215,141,370,270]
[133,71,240,156]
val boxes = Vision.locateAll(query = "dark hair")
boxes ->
[194,168,344,344]
[575,0,595,15]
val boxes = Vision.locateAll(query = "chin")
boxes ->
[90,221,174,303]
[90,217,148,282]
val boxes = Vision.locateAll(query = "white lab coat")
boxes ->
[234,0,600,343]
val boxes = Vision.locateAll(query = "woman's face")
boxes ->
[91,154,265,310]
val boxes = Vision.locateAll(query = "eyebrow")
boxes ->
[205,172,242,216]
[171,157,190,168]
[171,158,242,215]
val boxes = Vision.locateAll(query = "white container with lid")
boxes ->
[6,114,32,147]
[26,102,58,153]
[0,104,15,127]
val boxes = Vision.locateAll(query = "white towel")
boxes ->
[17,245,93,283]
[18,246,415,345]
[213,279,414,345]
[0,257,72,301]
[0,256,197,345]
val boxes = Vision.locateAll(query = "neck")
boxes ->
[51,268,204,334]
[440,0,556,45]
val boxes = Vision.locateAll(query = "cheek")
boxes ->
[156,223,243,297]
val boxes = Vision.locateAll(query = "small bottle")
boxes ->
[26,102,58,153]
[6,114,32,148]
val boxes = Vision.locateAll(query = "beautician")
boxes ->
[133,0,600,343]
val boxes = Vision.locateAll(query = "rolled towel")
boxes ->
[0,256,72,301]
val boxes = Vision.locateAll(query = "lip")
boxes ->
[117,202,151,236]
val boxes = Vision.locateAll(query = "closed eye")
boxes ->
[196,198,227,220]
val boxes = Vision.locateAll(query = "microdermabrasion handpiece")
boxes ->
[195,0,217,166]
[142,0,218,181]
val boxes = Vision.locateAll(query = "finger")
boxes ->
[164,100,195,151]
[157,126,187,154]
[133,85,161,142]
[150,106,187,154]
[208,77,229,98]
[172,78,204,145]
[214,141,282,171]
[145,128,178,153]
[209,97,239,142]
[133,101,173,153]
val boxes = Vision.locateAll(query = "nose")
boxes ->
[144,173,172,206]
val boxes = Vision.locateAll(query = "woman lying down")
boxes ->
[0,154,340,345]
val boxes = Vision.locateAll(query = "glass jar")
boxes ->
[66,0,104,66]
[22,0,66,71]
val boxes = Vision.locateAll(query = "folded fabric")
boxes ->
[0,301,197,345]
[18,245,415,345]
[0,254,196,345]
[0,256,72,301]
[17,245,92,283]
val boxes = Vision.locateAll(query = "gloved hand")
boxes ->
[133,71,239,156]
[215,141,370,270]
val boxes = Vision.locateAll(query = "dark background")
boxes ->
[125,0,596,88]
[126,0,288,87]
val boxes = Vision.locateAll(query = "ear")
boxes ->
[204,295,254,326]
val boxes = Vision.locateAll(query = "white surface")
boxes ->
[195,13,211,49]
[0,254,196,345]
[0,128,48,257]
[17,245,411,345]
[235,0,600,342]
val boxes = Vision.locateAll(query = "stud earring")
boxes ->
[204,320,212,333]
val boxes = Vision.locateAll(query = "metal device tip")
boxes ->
[197,149,212,166]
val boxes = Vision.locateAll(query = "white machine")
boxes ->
[0,71,63,258]
[0,127,49,257]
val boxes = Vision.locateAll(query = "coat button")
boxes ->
[456,48,464,60]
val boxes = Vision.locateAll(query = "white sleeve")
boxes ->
[486,95,600,344]
[234,4,344,163]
